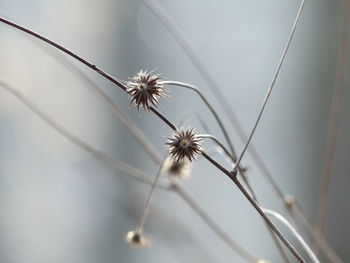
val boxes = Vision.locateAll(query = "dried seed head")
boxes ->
[166,128,203,162]
[125,230,150,248]
[127,70,168,111]
[162,156,192,180]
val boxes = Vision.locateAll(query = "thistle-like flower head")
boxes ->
[166,128,203,162]
[125,230,150,248]
[127,70,167,111]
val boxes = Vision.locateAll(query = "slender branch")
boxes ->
[233,0,306,170]
[196,119,290,263]
[202,152,305,263]
[230,175,306,263]
[263,209,320,263]
[137,156,168,232]
[199,134,234,163]
[0,17,126,91]
[316,0,350,236]
[137,114,192,233]
[162,80,236,158]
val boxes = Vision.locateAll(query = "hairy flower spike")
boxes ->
[166,128,203,162]
[125,230,150,248]
[127,70,168,111]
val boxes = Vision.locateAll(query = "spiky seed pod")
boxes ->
[125,230,150,248]
[166,128,203,162]
[161,156,192,180]
[127,70,168,111]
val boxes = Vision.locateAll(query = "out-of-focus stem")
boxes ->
[263,209,320,263]
[316,0,350,236]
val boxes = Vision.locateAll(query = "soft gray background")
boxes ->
[0,0,348,262]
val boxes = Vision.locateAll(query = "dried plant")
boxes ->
[0,1,346,263]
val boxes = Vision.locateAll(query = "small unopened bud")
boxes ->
[162,156,192,180]
[125,230,150,248]
[283,195,296,207]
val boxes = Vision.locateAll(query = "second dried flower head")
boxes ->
[167,128,203,162]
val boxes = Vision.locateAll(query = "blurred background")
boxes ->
[0,0,348,262]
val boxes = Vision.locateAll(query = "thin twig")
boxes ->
[0,13,161,164]
[137,156,168,233]
[202,152,306,263]
[198,134,234,163]
[196,117,290,263]
[137,114,192,233]
[233,0,306,170]
[162,80,236,158]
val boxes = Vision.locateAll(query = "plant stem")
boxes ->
[202,152,306,263]
[0,17,126,91]
[137,156,168,233]
[233,0,306,171]
[162,80,236,158]
[198,134,234,162]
